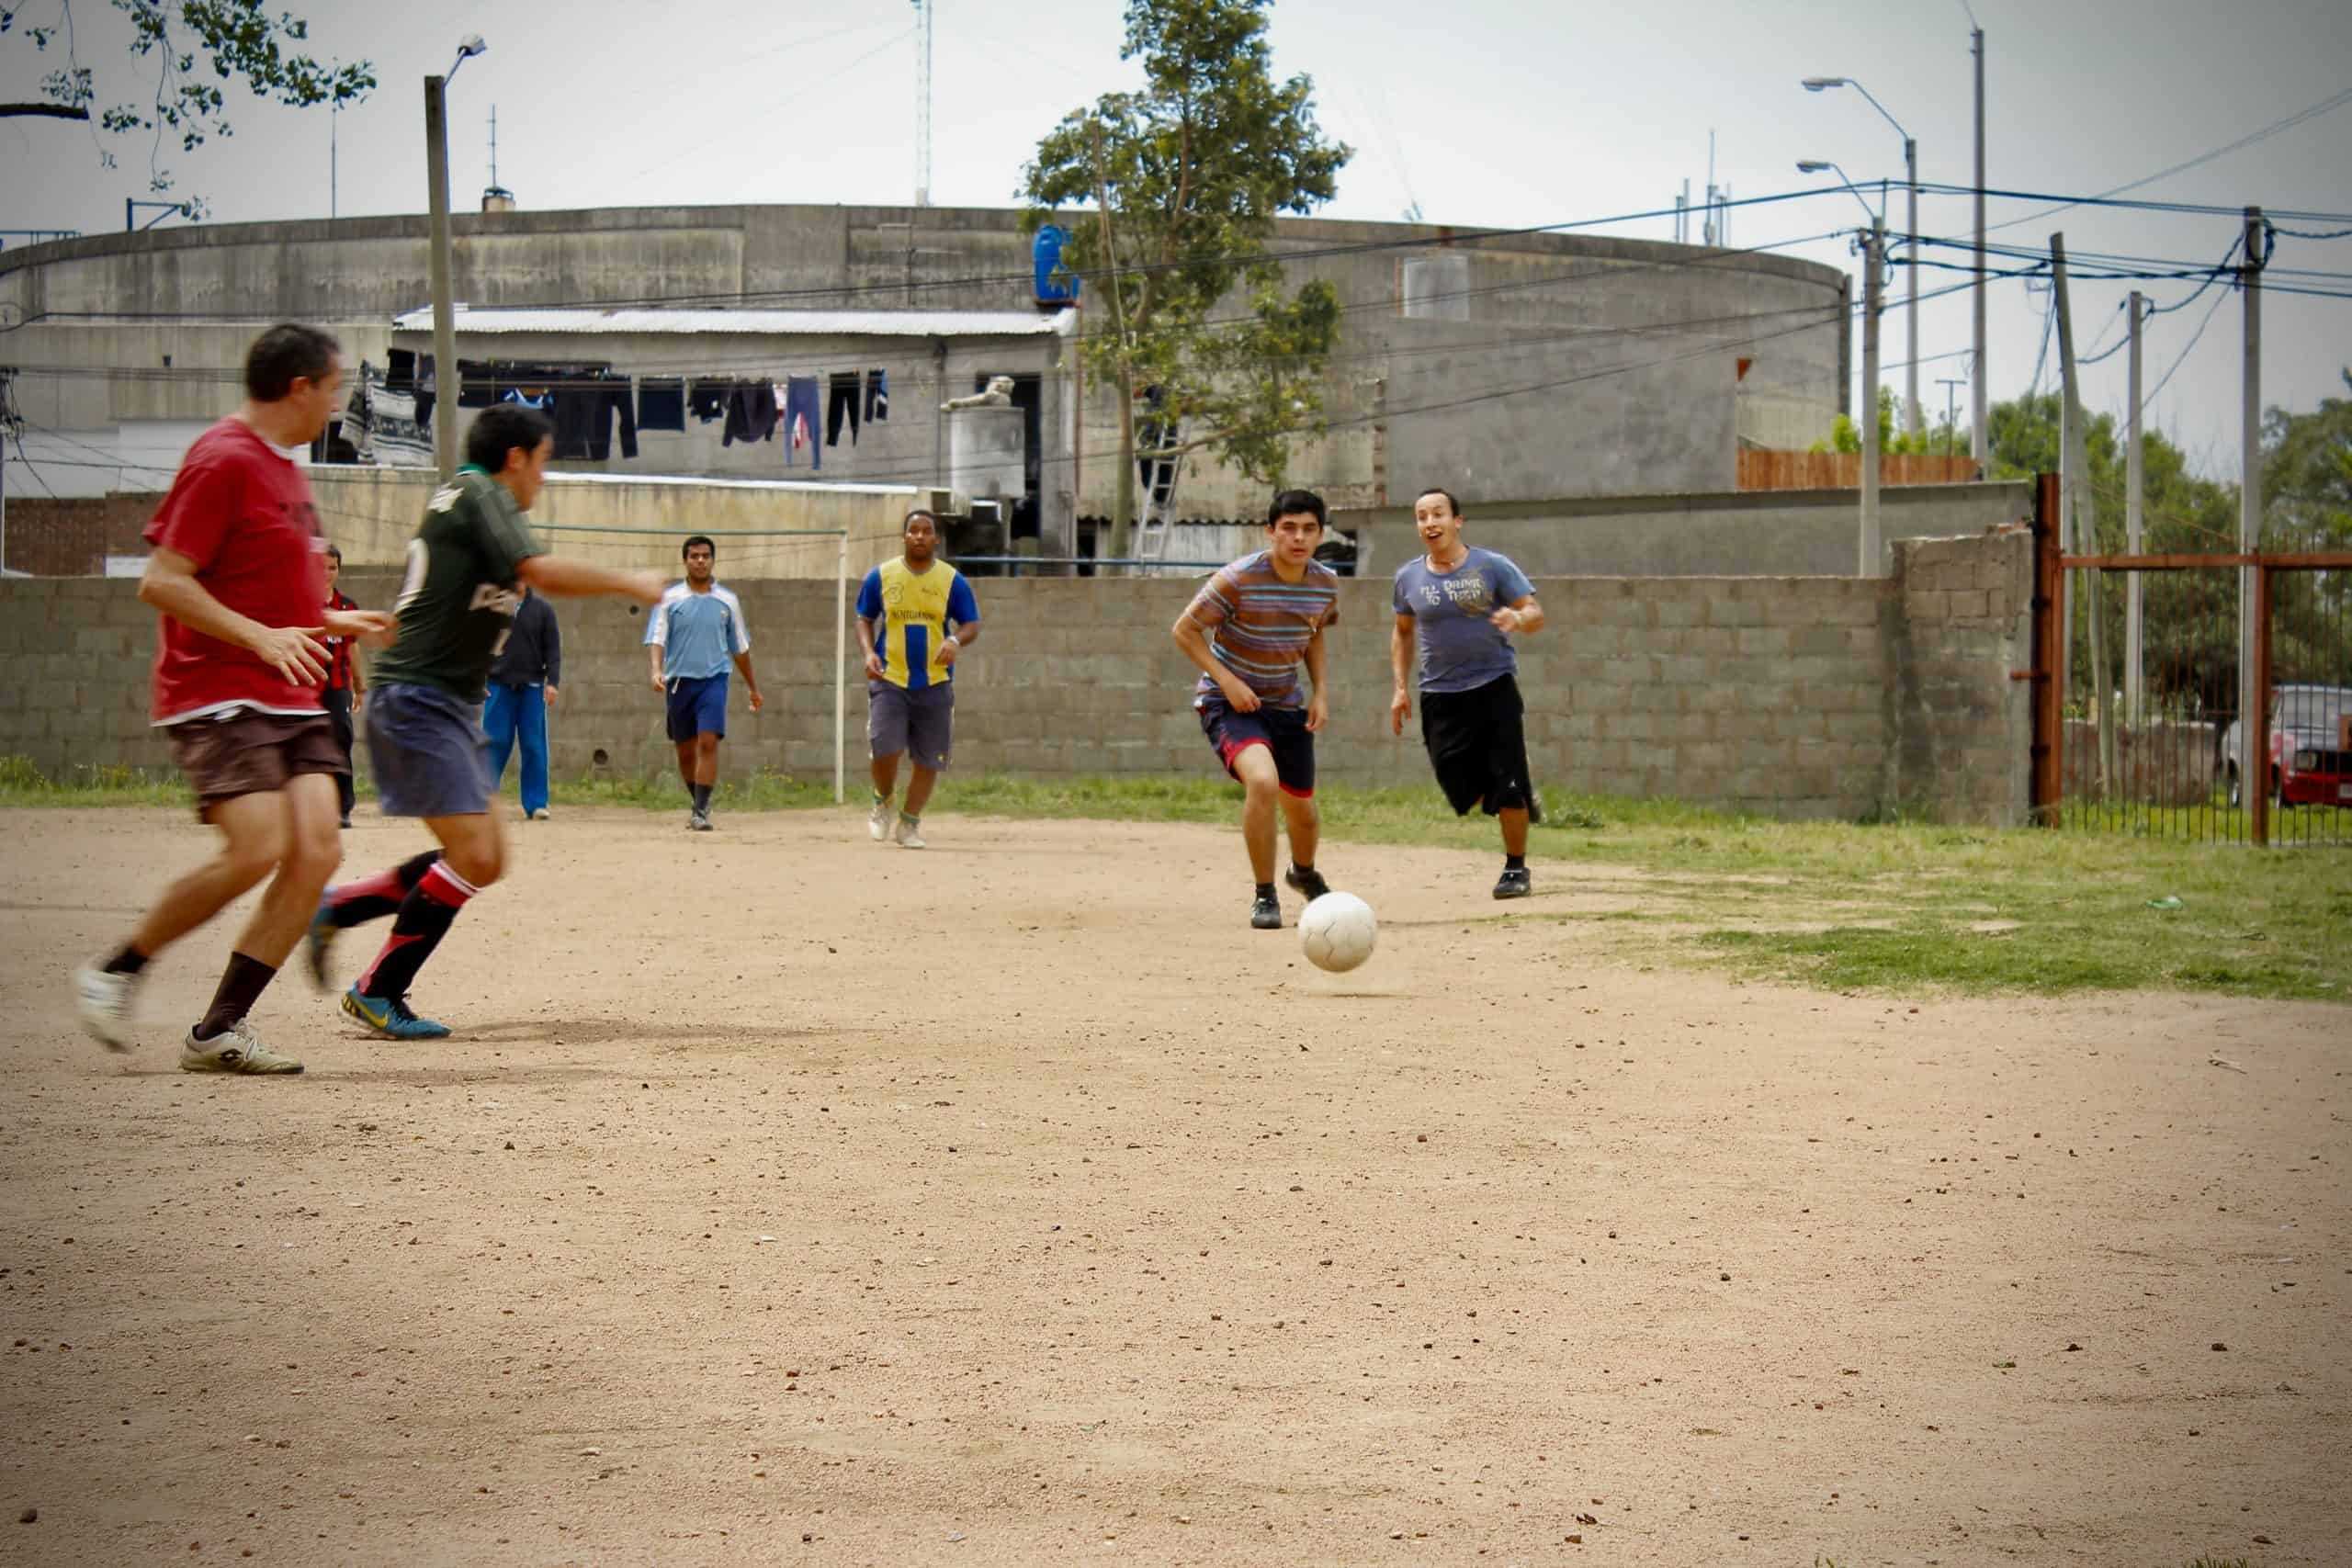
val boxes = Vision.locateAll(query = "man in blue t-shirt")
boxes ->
[645,535,763,831]
[1388,488,1545,898]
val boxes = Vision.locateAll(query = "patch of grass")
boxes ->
[558,769,836,812]
[0,755,193,807]
[9,759,2346,1001]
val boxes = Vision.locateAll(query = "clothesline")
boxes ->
[329,356,897,476]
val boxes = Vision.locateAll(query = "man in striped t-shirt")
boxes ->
[1172,489,1342,930]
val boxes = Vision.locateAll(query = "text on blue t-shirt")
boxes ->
[1391,547,1536,694]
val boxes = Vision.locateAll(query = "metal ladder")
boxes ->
[1132,427,1182,570]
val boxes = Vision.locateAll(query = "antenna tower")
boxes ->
[913,1,933,208]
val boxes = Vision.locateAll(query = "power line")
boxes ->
[1925,83,2352,239]
[2140,285,2231,414]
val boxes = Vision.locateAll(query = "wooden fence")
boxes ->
[1738,450,1982,491]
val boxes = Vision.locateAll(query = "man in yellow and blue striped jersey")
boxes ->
[854,509,980,849]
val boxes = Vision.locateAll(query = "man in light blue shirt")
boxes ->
[645,534,762,831]
[1389,488,1545,899]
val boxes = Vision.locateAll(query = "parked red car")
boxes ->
[2223,683,2352,807]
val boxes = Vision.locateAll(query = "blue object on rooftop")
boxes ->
[1034,225,1078,305]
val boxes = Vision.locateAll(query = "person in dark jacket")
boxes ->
[481,583,560,819]
[322,545,369,829]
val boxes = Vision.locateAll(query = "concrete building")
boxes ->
[0,202,1849,553]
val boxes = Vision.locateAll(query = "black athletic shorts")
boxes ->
[1419,672,1532,817]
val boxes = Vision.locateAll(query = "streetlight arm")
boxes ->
[1848,79,1912,141]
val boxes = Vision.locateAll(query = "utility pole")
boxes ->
[1860,221,1883,576]
[2239,206,2264,831]
[2124,290,2145,728]
[2052,232,2110,796]
[1971,26,1987,474]
[1903,134,1919,436]
[912,0,933,209]
[331,99,339,220]
[425,73,459,479]
[0,367,13,574]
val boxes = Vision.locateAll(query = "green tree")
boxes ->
[1985,389,2308,727]
[1819,387,1969,457]
[3,0,373,214]
[1020,0,1350,560]
[2260,369,2352,687]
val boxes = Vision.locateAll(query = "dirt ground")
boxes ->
[1,806,2345,1568]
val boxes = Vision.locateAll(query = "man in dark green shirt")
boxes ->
[309,404,663,1041]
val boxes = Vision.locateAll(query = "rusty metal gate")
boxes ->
[2029,472,2352,847]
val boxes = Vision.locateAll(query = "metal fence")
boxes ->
[2031,473,2352,847]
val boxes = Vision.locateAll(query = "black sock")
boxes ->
[357,873,470,1001]
[325,850,443,929]
[195,953,277,1040]
[692,784,712,812]
[1255,882,1276,900]
[1506,854,1526,870]
[102,942,149,976]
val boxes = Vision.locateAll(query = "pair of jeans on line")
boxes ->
[481,682,550,817]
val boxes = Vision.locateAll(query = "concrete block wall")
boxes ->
[1884,530,2037,824]
[0,531,2034,824]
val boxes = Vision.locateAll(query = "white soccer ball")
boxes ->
[1299,891,1377,974]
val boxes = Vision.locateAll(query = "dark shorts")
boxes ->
[1197,694,1316,798]
[164,708,346,818]
[1420,673,1532,817]
[868,679,955,771]
[666,673,729,742]
[366,682,492,818]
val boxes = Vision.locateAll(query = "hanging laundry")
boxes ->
[865,367,888,423]
[722,380,779,446]
[688,379,729,423]
[638,378,685,432]
[552,376,639,461]
[784,376,822,469]
[826,371,861,447]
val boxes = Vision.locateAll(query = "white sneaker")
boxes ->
[178,1020,302,1075]
[893,815,927,850]
[867,799,896,841]
[74,964,141,1052]
[527,807,552,821]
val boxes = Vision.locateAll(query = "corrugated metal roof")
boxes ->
[388,305,1068,338]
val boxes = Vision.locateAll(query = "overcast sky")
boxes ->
[6,0,2349,475]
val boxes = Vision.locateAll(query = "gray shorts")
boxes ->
[867,679,955,772]
[366,682,493,818]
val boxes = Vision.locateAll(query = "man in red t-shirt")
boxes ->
[74,323,394,1074]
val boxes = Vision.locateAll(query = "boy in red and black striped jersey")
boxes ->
[1171,489,1342,931]
[322,545,368,828]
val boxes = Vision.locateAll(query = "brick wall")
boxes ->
[0,532,2034,824]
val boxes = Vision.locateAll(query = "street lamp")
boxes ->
[1795,160,1878,226]
[1804,74,1921,438]
[426,35,489,478]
